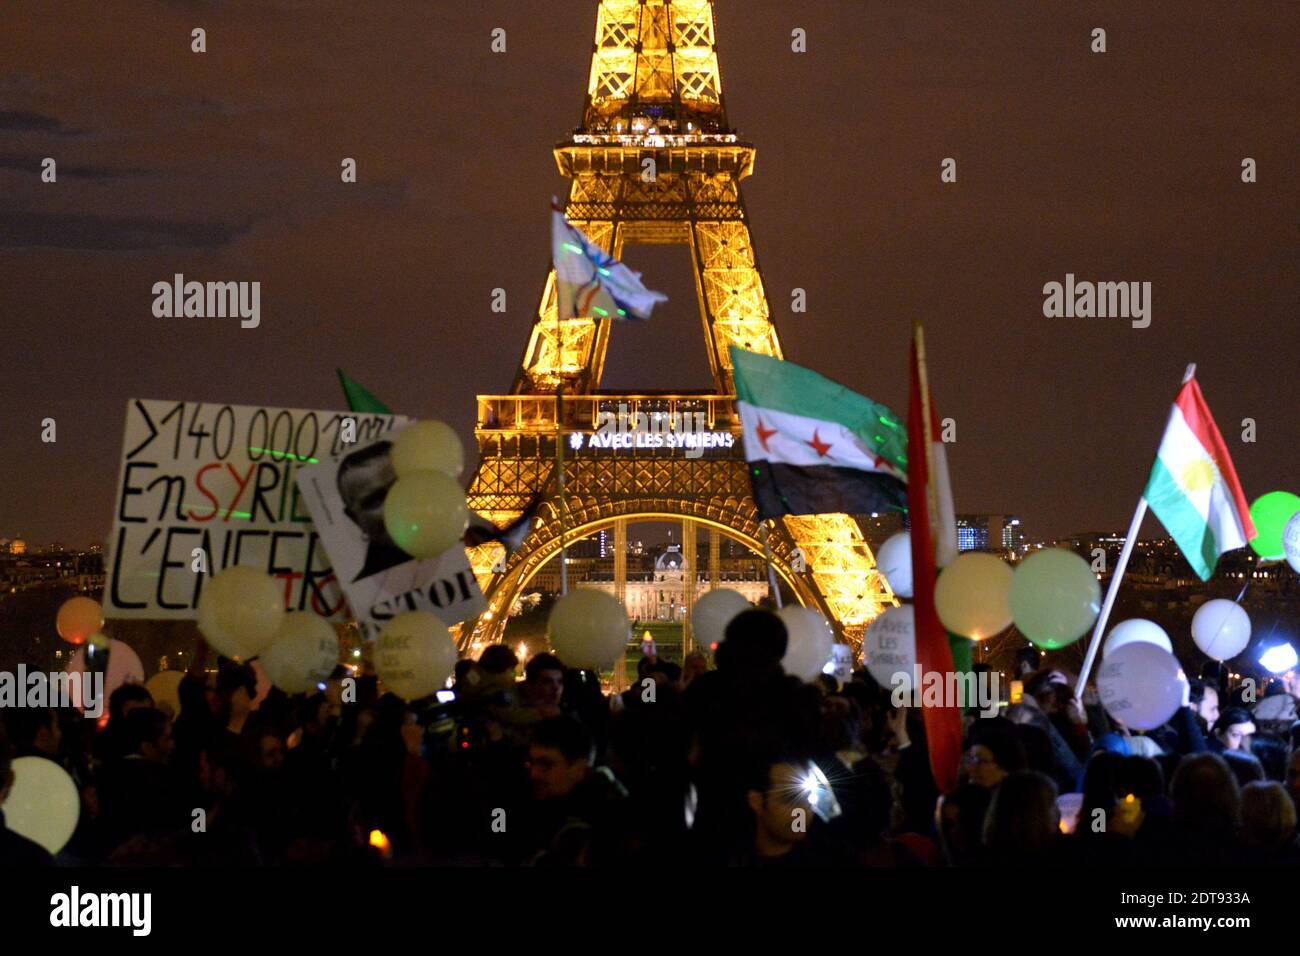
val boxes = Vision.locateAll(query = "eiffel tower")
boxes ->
[462,0,896,654]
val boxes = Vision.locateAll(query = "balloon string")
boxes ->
[1233,565,1251,604]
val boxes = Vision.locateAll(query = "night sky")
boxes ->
[2,0,1296,549]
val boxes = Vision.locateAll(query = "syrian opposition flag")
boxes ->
[337,368,392,415]
[907,325,962,795]
[551,199,667,321]
[730,346,908,520]
[1142,375,1255,580]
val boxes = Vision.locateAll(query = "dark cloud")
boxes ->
[0,212,247,250]
[0,153,140,179]
[0,110,68,133]
[150,0,224,9]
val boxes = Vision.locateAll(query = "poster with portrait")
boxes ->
[294,431,486,637]
[104,399,406,620]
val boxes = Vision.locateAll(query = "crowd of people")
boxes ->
[2,607,1299,867]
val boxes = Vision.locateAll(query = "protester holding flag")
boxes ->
[1076,366,1258,695]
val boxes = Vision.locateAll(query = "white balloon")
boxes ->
[375,611,459,700]
[1284,512,1300,574]
[260,613,340,694]
[1103,618,1172,657]
[861,605,915,689]
[6,756,79,854]
[1097,641,1185,730]
[1190,599,1251,661]
[547,589,630,670]
[691,588,752,649]
[777,605,835,681]
[875,532,913,599]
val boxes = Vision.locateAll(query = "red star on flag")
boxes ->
[756,417,777,452]
[806,428,832,457]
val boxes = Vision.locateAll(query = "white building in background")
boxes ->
[581,545,768,623]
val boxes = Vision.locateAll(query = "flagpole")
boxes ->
[1074,497,1149,698]
[1074,363,1196,697]
[555,290,569,596]
[761,520,783,609]
[913,325,941,547]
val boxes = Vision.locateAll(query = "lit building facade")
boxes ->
[581,545,766,622]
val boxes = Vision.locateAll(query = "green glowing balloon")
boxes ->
[1008,548,1100,649]
[383,469,469,560]
[1248,491,1300,560]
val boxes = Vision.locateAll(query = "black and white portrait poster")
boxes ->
[294,432,486,637]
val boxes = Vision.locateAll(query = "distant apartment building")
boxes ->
[956,514,1025,556]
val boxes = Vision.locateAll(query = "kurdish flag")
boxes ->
[1143,375,1255,580]
[730,346,908,519]
[552,199,667,321]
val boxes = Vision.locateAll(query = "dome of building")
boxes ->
[655,546,684,572]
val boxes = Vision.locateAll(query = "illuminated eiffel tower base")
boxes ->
[460,1,897,657]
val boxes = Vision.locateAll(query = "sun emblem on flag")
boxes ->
[1178,455,1219,494]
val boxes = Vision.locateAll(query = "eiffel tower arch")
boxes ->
[462,0,897,651]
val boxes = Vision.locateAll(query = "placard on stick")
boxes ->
[105,399,406,620]
[294,431,487,636]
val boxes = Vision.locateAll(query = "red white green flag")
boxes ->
[1143,376,1255,580]
[907,325,962,794]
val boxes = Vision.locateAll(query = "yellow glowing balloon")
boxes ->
[375,611,458,700]
[934,552,1013,640]
[382,469,469,559]
[145,670,184,717]
[196,565,285,661]
[391,420,465,479]
[5,757,79,854]
[261,613,340,694]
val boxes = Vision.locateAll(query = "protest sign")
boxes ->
[105,399,404,619]
[826,642,854,685]
[294,432,486,635]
